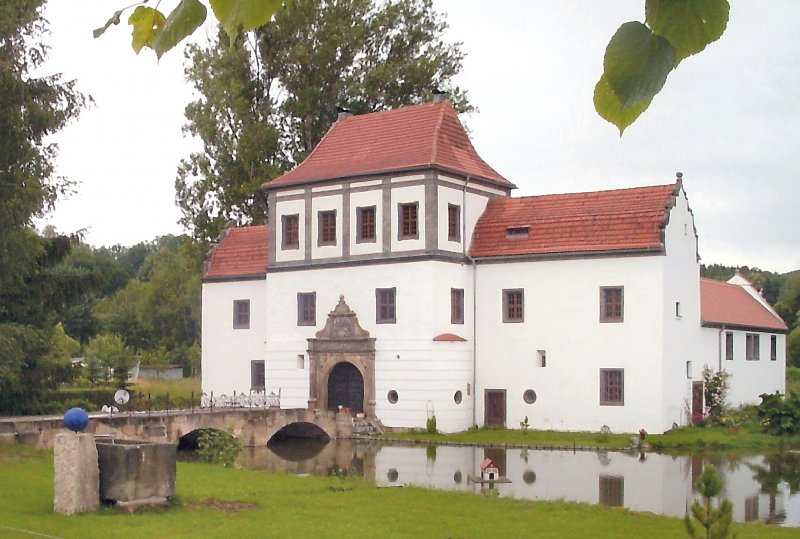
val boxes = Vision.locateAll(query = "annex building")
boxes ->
[201,99,787,434]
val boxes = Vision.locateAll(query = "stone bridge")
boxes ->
[0,408,353,449]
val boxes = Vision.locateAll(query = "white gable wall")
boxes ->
[201,279,267,397]
[661,187,702,427]
[474,253,667,433]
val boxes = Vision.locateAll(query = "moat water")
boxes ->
[229,438,800,527]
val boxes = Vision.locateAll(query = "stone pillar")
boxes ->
[53,433,100,515]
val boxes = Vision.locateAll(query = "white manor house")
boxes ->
[201,99,787,434]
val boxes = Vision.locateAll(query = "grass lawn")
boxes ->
[0,445,796,539]
[126,377,201,410]
[383,428,634,450]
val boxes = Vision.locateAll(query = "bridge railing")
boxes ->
[199,389,281,410]
[122,389,281,415]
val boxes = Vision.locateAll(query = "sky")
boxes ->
[39,1,799,273]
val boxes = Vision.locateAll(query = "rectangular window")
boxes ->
[297,292,316,326]
[448,204,461,242]
[282,214,299,250]
[537,350,547,368]
[771,335,777,361]
[600,286,624,323]
[675,301,681,318]
[297,354,305,369]
[600,368,624,405]
[599,475,624,507]
[376,288,396,324]
[725,332,734,361]
[250,360,265,391]
[451,288,464,324]
[318,210,337,246]
[503,289,524,323]
[506,226,529,238]
[356,206,376,243]
[746,333,760,361]
[398,202,419,240]
[233,299,250,329]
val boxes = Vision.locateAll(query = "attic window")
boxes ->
[506,226,529,239]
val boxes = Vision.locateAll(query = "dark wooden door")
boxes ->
[327,362,364,413]
[692,381,704,420]
[484,389,506,427]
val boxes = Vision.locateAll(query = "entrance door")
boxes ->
[691,382,704,422]
[327,362,364,414]
[484,389,506,427]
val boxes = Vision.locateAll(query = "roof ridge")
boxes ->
[511,182,675,201]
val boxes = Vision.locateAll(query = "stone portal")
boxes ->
[308,296,376,418]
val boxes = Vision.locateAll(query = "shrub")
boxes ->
[757,391,800,436]
[426,415,437,434]
[197,429,242,467]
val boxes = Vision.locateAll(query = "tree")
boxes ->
[175,0,470,242]
[595,0,730,134]
[0,0,87,413]
[85,333,136,387]
[788,327,800,369]
[684,465,735,539]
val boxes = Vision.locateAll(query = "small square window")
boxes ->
[451,288,464,324]
[318,210,337,246]
[398,202,419,240]
[771,335,777,361]
[600,368,624,405]
[376,288,396,324]
[746,333,760,361]
[282,214,299,250]
[251,360,265,391]
[503,289,524,323]
[600,287,624,323]
[357,206,376,243]
[297,292,316,326]
[448,204,461,242]
[233,299,250,329]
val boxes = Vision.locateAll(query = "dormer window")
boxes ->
[506,226,529,239]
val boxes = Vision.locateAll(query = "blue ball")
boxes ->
[63,407,89,433]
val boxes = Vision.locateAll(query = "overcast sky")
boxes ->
[40,1,798,273]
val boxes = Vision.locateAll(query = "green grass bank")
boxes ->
[0,445,796,539]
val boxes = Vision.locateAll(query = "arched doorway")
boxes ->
[327,362,364,414]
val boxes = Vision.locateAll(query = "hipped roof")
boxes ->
[204,225,269,280]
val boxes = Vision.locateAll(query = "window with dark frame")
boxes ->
[503,289,524,323]
[600,286,624,323]
[746,333,760,361]
[448,204,461,242]
[771,335,777,361]
[318,210,337,246]
[398,202,418,239]
[506,226,529,238]
[233,299,250,329]
[356,206,376,243]
[376,288,396,324]
[282,214,299,250]
[297,292,316,326]
[451,288,464,324]
[600,368,624,405]
[599,475,624,507]
[725,332,734,361]
[251,360,265,391]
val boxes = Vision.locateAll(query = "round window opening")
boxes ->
[388,390,399,404]
[523,389,537,404]
[387,468,399,482]
[454,390,463,405]
[453,471,463,484]
[523,470,537,485]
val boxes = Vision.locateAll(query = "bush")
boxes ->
[756,392,800,436]
[197,429,241,467]
[426,415,437,434]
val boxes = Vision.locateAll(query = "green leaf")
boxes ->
[209,0,282,43]
[604,21,675,109]
[93,10,123,39]
[152,0,208,59]
[593,74,652,135]
[128,6,166,54]
[646,0,729,63]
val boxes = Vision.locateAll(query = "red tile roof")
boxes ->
[700,278,787,331]
[204,225,269,280]
[265,101,513,189]
[433,333,467,342]
[470,182,679,258]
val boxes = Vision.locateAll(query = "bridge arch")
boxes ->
[269,421,331,442]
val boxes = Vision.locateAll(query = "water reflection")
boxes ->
[236,440,800,527]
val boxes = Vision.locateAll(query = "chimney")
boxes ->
[336,106,352,121]
[433,88,448,104]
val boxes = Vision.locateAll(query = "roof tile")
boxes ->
[700,278,787,331]
[265,102,513,189]
[205,225,269,279]
[470,183,679,258]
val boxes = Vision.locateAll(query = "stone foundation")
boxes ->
[96,440,176,506]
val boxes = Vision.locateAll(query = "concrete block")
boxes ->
[54,433,100,515]
[96,440,176,504]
